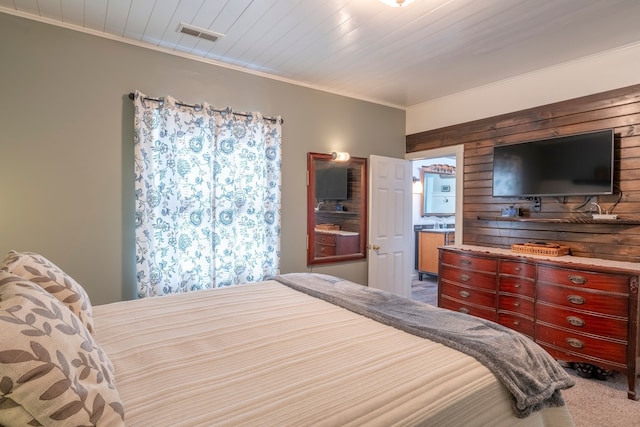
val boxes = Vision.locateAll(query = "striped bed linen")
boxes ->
[93,280,574,426]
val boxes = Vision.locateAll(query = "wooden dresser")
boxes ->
[438,244,640,400]
[314,231,359,257]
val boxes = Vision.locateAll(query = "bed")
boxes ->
[0,251,575,426]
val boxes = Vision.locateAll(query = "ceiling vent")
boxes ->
[177,23,225,43]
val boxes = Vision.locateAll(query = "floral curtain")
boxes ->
[133,91,281,298]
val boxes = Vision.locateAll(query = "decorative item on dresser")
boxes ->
[438,244,640,400]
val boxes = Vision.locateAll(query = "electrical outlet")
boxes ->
[531,197,541,212]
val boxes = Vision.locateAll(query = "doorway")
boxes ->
[405,145,464,304]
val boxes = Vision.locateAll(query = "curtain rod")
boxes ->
[128,92,282,124]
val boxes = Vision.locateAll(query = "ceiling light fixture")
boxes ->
[379,0,415,7]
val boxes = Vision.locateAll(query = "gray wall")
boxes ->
[0,13,405,305]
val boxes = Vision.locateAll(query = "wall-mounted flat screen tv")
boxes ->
[492,129,614,197]
[315,166,348,200]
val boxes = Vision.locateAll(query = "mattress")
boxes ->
[93,280,574,426]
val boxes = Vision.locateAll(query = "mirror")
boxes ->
[421,165,456,215]
[307,152,367,265]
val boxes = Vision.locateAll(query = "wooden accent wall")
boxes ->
[406,84,640,262]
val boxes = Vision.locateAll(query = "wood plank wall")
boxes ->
[406,84,640,263]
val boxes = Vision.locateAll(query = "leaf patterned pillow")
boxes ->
[0,273,124,426]
[1,251,95,334]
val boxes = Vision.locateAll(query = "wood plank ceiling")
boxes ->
[2,0,640,108]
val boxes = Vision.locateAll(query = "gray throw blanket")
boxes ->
[275,273,575,418]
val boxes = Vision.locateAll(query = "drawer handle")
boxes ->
[514,267,521,272]
[568,275,587,285]
[566,338,584,349]
[459,307,469,314]
[460,259,472,265]
[567,295,585,305]
[514,283,521,288]
[513,320,520,326]
[459,290,470,298]
[567,316,585,327]
[460,274,470,282]
[514,302,520,307]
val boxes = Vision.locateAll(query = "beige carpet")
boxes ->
[562,368,640,426]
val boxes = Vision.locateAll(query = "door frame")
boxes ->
[405,144,464,245]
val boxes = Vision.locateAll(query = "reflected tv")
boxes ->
[315,167,348,200]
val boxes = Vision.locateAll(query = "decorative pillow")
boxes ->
[0,273,124,426]
[1,251,95,334]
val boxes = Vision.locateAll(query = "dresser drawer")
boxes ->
[537,283,628,317]
[439,265,497,291]
[440,250,497,272]
[439,296,496,322]
[500,260,535,278]
[537,265,630,294]
[498,294,534,317]
[497,312,534,337]
[537,344,619,371]
[315,233,337,245]
[499,276,535,297]
[440,282,496,309]
[314,243,336,257]
[536,323,627,365]
[536,302,627,341]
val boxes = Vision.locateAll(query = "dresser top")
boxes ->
[444,244,640,273]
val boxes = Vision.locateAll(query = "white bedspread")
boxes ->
[93,280,574,426]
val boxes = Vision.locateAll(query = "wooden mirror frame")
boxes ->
[307,152,367,265]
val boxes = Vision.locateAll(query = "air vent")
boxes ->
[177,23,225,43]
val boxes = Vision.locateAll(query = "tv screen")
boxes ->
[315,167,348,200]
[492,129,614,197]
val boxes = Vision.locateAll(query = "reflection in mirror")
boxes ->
[421,165,456,216]
[307,152,367,265]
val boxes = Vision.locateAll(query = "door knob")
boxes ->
[366,244,380,250]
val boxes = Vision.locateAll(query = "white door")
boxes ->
[367,155,412,297]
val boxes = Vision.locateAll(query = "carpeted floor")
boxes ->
[562,367,640,426]
[410,274,640,426]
